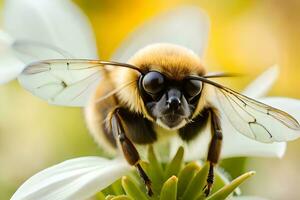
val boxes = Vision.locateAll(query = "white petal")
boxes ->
[112,6,209,62]
[0,30,14,45]
[0,30,24,84]
[243,65,279,98]
[11,157,131,200]
[3,0,98,59]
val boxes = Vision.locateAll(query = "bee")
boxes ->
[13,7,300,197]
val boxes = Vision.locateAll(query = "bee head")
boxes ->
[113,43,207,130]
[139,70,205,129]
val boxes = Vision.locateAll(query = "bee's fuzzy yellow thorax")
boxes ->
[130,43,206,79]
[111,43,206,119]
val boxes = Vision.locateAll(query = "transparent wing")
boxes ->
[18,59,139,107]
[206,82,300,143]
[0,39,79,84]
[112,6,210,62]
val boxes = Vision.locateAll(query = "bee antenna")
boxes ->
[95,80,136,104]
[203,72,243,79]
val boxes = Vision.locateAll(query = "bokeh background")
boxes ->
[1,0,300,199]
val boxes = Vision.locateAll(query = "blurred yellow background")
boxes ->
[1,0,300,199]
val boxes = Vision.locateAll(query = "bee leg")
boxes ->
[111,108,153,196]
[204,108,223,197]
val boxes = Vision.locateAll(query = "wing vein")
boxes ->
[217,89,257,139]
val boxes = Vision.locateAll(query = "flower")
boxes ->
[12,147,263,200]
[1,0,300,200]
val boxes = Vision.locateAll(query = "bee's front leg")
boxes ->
[204,107,223,197]
[110,108,153,196]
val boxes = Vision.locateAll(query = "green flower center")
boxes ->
[96,146,255,200]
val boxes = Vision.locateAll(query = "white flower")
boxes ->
[1,1,299,200]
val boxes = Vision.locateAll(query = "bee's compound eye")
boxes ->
[142,71,165,95]
[184,79,202,98]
